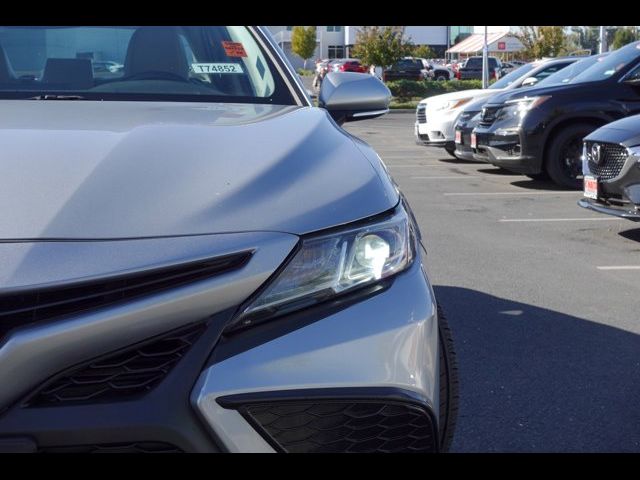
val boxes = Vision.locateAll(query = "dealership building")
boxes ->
[266,26,517,68]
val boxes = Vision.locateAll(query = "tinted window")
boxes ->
[536,55,605,87]
[0,26,295,104]
[570,41,640,84]
[532,62,573,81]
[489,63,535,89]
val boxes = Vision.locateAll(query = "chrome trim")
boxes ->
[0,232,298,410]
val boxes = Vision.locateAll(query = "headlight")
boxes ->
[437,97,473,111]
[228,205,415,331]
[629,145,640,159]
[498,96,551,120]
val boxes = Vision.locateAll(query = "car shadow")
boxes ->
[476,168,521,176]
[437,157,484,164]
[510,179,576,191]
[434,285,640,452]
[618,228,640,243]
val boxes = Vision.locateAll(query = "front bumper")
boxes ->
[578,198,640,220]
[414,109,460,147]
[472,127,539,174]
[454,123,481,162]
[192,259,440,452]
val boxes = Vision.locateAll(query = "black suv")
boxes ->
[472,41,640,188]
[578,114,640,219]
[456,56,502,80]
[383,58,424,82]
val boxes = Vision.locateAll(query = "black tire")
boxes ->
[445,145,457,158]
[545,123,595,189]
[437,304,459,452]
[435,73,448,81]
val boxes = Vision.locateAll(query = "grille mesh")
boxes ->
[24,323,204,407]
[40,442,182,453]
[416,104,426,124]
[0,252,249,342]
[242,400,437,453]
[587,142,629,181]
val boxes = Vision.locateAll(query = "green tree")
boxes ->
[612,27,639,49]
[352,26,413,69]
[291,26,317,69]
[516,26,567,58]
[412,44,436,59]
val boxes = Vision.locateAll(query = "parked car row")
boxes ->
[416,40,640,225]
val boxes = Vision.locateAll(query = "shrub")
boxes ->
[386,79,483,101]
[297,68,314,76]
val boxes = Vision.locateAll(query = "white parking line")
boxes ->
[597,266,640,270]
[499,217,621,222]
[444,191,578,196]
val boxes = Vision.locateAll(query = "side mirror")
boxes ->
[319,72,391,125]
[521,77,539,87]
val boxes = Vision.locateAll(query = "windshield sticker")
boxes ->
[222,41,248,58]
[191,63,244,74]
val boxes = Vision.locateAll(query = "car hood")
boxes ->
[485,81,590,105]
[0,101,397,240]
[420,89,495,113]
[585,114,640,147]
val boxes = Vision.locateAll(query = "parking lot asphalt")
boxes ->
[344,112,640,452]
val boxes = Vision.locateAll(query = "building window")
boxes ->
[326,26,342,33]
[328,45,345,59]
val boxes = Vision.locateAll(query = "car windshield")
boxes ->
[536,54,607,87]
[0,26,296,104]
[489,63,535,89]
[569,41,640,84]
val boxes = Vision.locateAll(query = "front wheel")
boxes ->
[438,305,459,452]
[545,123,595,189]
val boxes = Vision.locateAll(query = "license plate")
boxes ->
[583,175,598,199]
[455,130,462,144]
[470,132,477,149]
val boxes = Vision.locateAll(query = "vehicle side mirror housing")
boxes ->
[319,72,391,125]
[521,77,539,87]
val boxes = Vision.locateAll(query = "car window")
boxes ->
[570,41,640,84]
[0,26,295,104]
[489,63,535,89]
[623,63,640,82]
[532,62,572,81]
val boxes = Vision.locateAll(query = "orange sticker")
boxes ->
[223,41,247,58]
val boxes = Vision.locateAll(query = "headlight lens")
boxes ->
[499,95,551,120]
[229,206,415,331]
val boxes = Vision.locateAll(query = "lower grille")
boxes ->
[587,142,629,181]
[241,400,437,453]
[416,104,426,124]
[40,442,182,453]
[24,323,205,407]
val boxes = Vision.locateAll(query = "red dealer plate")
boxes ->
[470,132,477,149]
[455,130,462,144]
[583,175,598,199]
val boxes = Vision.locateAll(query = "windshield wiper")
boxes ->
[29,94,86,100]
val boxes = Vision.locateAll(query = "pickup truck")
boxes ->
[456,56,503,80]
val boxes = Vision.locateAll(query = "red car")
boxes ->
[333,59,368,74]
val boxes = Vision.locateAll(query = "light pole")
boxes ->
[482,26,489,89]
[599,26,606,54]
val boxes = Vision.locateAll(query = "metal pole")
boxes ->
[482,26,489,89]
[599,26,606,54]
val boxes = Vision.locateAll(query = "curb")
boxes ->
[388,109,416,113]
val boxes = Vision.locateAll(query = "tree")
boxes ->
[612,27,639,50]
[516,26,567,58]
[351,26,413,69]
[291,26,317,69]
[412,44,436,59]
